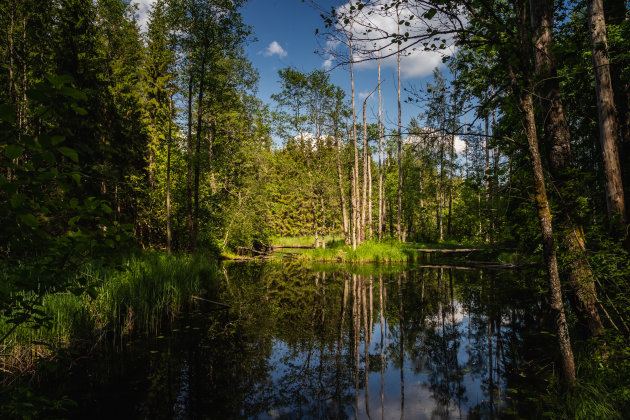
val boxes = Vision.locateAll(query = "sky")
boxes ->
[132,0,463,150]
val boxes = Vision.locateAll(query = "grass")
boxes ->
[270,234,338,248]
[274,235,518,264]
[0,252,219,377]
[297,239,412,263]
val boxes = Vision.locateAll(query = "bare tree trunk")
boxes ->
[192,58,206,253]
[352,170,358,250]
[530,0,604,336]
[186,65,194,252]
[334,133,350,244]
[350,13,359,249]
[588,0,627,233]
[378,53,384,241]
[362,99,368,242]
[321,195,327,248]
[447,131,454,237]
[368,149,373,240]
[311,195,320,248]
[396,7,403,241]
[485,114,490,243]
[166,94,173,255]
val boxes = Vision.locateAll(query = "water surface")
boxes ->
[53,260,549,419]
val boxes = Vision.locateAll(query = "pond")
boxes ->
[50,260,551,419]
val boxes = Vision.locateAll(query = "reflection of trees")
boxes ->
[167,261,547,418]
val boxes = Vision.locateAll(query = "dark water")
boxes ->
[51,260,551,419]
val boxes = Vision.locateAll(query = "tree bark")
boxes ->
[510,0,576,384]
[350,14,359,249]
[396,7,403,241]
[166,94,173,255]
[186,63,194,252]
[334,132,350,244]
[588,0,627,234]
[378,52,384,241]
[530,0,604,336]
[192,57,206,253]
[362,99,368,242]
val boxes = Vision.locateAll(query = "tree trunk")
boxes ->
[588,0,627,234]
[368,147,373,240]
[396,7,403,241]
[321,195,326,248]
[485,114,490,243]
[530,0,604,336]
[509,0,576,383]
[350,14,359,249]
[334,133,350,244]
[378,52,384,241]
[166,94,173,255]
[447,130,454,237]
[362,99,368,242]
[186,65,194,252]
[519,83,576,385]
[192,57,206,253]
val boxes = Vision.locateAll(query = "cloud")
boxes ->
[132,0,156,32]
[325,0,461,79]
[262,41,288,58]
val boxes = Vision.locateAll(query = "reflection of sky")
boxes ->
[251,298,506,419]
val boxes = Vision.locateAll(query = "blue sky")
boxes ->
[134,0,456,140]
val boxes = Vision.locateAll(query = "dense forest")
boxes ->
[1,0,630,417]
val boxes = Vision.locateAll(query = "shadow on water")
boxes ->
[45,260,551,419]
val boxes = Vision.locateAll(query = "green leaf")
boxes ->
[20,213,38,227]
[51,136,65,145]
[424,8,437,20]
[58,146,79,163]
[10,194,25,208]
[61,86,88,101]
[5,145,24,159]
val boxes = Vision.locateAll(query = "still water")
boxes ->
[56,260,549,419]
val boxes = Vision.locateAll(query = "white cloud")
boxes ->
[326,1,461,79]
[263,41,288,58]
[132,0,156,32]
[454,135,465,153]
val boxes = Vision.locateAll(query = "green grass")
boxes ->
[270,234,339,247]
[0,252,219,370]
[296,239,412,262]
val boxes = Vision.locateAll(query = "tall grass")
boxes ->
[270,234,339,247]
[298,240,411,262]
[0,252,219,375]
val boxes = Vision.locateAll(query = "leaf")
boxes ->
[10,194,25,208]
[5,145,24,159]
[61,86,88,101]
[424,8,437,20]
[20,213,38,227]
[58,147,79,163]
[51,136,65,145]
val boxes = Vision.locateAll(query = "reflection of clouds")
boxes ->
[356,371,462,419]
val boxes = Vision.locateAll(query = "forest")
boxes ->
[1,0,630,417]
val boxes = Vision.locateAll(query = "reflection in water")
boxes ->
[52,262,545,419]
